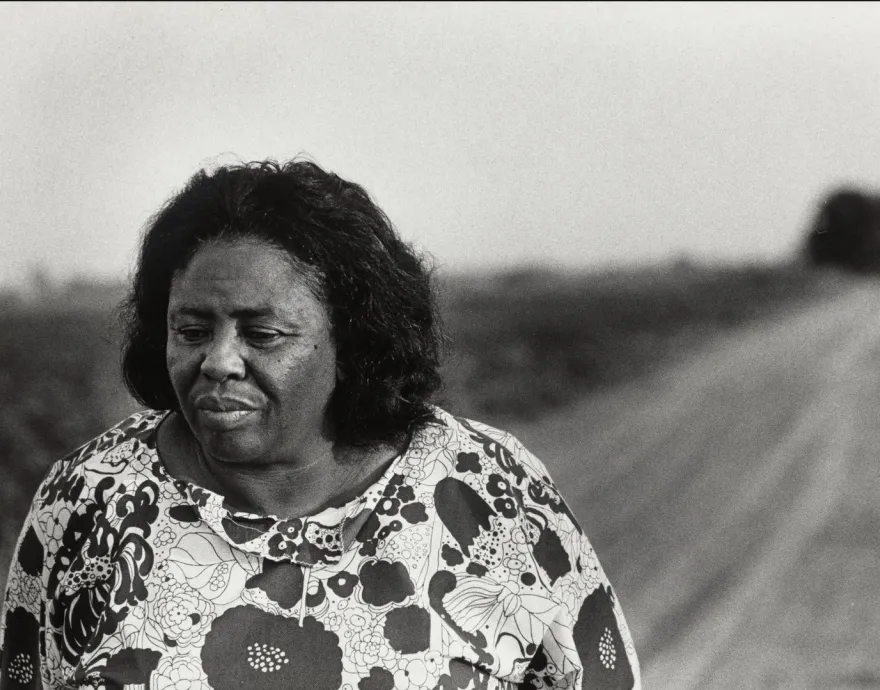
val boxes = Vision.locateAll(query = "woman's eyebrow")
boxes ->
[169,306,212,319]
[169,306,292,323]
[230,307,276,319]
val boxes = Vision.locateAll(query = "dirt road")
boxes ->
[511,281,880,689]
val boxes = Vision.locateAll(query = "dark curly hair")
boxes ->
[121,158,444,447]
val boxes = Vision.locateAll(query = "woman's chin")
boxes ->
[196,428,267,467]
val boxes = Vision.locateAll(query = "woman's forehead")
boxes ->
[168,238,325,315]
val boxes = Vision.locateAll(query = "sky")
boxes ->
[3,1,880,288]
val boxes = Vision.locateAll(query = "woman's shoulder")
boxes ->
[54,408,166,471]
[430,407,561,491]
[426,406,582,535]
[34,409,169,514]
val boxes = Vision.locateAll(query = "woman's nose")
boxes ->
[200,334,246,381]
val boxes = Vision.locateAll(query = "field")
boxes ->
[438,260,845,422]
[0,260,864,687]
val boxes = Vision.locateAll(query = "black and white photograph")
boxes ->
[1,2,879,688]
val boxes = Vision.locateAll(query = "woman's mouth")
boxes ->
[196,408,258,430]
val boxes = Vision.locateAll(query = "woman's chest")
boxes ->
[47,513,533,690]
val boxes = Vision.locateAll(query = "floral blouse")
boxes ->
[1,407,640,690]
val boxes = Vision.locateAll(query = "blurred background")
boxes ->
[3,2,880,687]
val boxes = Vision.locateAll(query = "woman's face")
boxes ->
[166,238,338,465]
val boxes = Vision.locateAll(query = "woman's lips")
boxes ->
[195,408,258,430]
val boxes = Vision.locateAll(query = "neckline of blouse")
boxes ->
[149,409,436,567]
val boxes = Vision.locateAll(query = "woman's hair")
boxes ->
[121,158,444,447]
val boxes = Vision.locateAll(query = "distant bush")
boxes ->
[806,187,880,272]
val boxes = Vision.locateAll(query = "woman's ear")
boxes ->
[336,362,346,382]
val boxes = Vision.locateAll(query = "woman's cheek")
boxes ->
[166,347,198,393]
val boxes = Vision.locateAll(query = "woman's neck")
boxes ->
[158,412,402,518]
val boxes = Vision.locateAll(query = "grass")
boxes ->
[0,303,140,554]
[437,260,849,423]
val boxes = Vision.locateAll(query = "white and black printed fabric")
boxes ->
[0,407,640,689]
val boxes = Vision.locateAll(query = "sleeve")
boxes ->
[500,434,640,689]
[523,528,642,690]
[0,497,49,690]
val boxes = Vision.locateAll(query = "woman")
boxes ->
[0,160,640,689]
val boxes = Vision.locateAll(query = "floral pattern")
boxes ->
[0,407,640,689]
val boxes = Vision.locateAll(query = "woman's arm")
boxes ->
[523,529,641,689]
[1,501,49,690]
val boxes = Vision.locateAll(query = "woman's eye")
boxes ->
[174,328,208,342]
[246,329,281,344]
